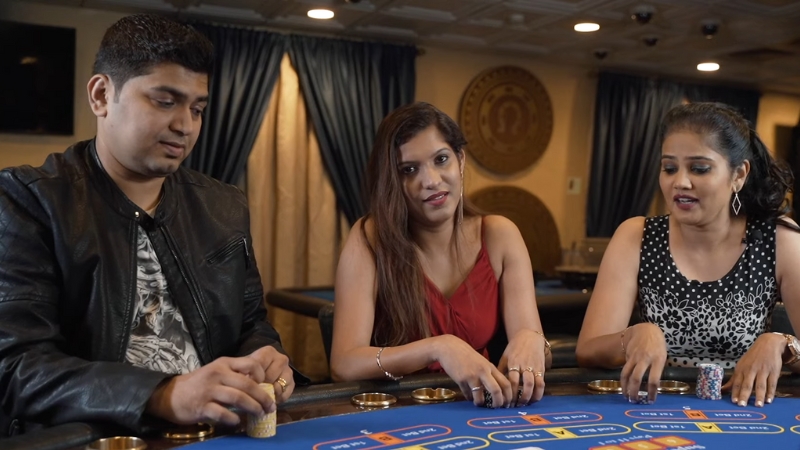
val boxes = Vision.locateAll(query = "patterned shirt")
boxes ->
[125,226,200,374]
[637,215,779,369]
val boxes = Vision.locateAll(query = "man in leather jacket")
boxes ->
[0,14,303,436]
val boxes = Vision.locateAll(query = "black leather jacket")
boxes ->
[0,140,295,434]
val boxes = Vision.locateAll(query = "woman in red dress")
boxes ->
[331,102,551,407]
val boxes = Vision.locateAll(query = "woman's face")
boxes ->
[660,131,747,225]
[397,125,463,227]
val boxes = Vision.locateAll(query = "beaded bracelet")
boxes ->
[376,347,403,381]
[532,330,551,355]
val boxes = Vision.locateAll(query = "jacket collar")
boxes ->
[84,139,178,227]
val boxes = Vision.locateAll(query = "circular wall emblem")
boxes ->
[459,66,553,175]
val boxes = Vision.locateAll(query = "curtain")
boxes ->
[791,122,800,218]
[248,55,341,382]
[184,24,287,184]
[683,84,761,126]
[289,35,416,224]
[586,72,684,237]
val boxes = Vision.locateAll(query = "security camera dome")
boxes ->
[631,5,655,24]
[701,21,719,38]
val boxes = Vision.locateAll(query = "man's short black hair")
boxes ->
[92,14,213,94]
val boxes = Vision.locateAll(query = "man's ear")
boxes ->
[87,74,113,118]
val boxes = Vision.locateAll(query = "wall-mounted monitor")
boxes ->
[0,20,76,135]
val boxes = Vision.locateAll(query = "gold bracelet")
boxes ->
[621,326,632,357]
[532,330,551,355]
[376,347,403,381]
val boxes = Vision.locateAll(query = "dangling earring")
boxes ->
[458,170,464,225]
[732,189,741,215]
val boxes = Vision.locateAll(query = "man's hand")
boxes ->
[146,356,276,426]
[247,346,295,403]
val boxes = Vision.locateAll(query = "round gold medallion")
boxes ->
[459,66,553,175]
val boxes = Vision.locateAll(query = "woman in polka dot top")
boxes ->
[576,102,800,409]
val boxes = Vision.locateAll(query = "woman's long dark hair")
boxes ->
[661,102,795,223]
[362,102,479,347]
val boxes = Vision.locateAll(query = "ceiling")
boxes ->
[14,0,800,94]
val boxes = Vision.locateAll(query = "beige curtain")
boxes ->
[247,54,339,382]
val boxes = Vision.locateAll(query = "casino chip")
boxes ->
[696,363,723,400]
[483,390,494,409]
[629,390,652,405]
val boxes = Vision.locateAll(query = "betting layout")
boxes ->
[183,394,800,449]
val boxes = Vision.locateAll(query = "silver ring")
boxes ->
[470,386,482,392]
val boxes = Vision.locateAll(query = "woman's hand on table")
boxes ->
[723,332,785,407]
[619,323,667,403]
[498,329,548,407]
[434,334,512,408]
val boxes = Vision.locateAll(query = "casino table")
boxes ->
[29,367,800,450]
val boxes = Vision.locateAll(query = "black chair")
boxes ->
[318,303,335,364]
[771,302,795,335]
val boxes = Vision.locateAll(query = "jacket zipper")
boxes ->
[162,226,214,360]
[119,221,140,361]
[206,236,249,268]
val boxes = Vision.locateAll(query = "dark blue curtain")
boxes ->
[289,35,416,225]
[586,72,684,237]
[791,121,800,218]
[683,84,761,126]
[183,24,288,184]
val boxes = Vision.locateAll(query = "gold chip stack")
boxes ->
[246,383,276,438]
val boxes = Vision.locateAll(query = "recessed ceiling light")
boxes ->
[574,23,600,32]
[308,9,334,19]
[697,62,720,72]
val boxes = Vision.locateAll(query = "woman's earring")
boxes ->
[732,190,741,215]
[458,168,464,225]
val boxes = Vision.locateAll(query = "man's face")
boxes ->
[95,63,208,180]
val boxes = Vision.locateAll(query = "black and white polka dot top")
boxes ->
[637,215,779,369]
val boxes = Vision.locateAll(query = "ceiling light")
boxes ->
[308,9,334,19]
[574,23,600,32]
[697,62,720,72]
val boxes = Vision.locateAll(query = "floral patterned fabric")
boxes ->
[637,215,779,369]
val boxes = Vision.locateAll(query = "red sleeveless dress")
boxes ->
[424,226,500,366]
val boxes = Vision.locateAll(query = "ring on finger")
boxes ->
[523,367,534,373]
[533,371,543,378]
[470,386,483,392]
[508,367,521,375]
[277,377,288,393]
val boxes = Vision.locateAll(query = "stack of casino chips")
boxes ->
[631,391,651,405]
[696,363,723,400]
[247,383,277,438]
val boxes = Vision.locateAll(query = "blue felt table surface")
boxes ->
[182,394,800,449]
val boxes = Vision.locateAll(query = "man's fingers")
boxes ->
[227,356,267,383]
[273,367,294,403]
[200,402,241,426]
[210,385,267,416]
